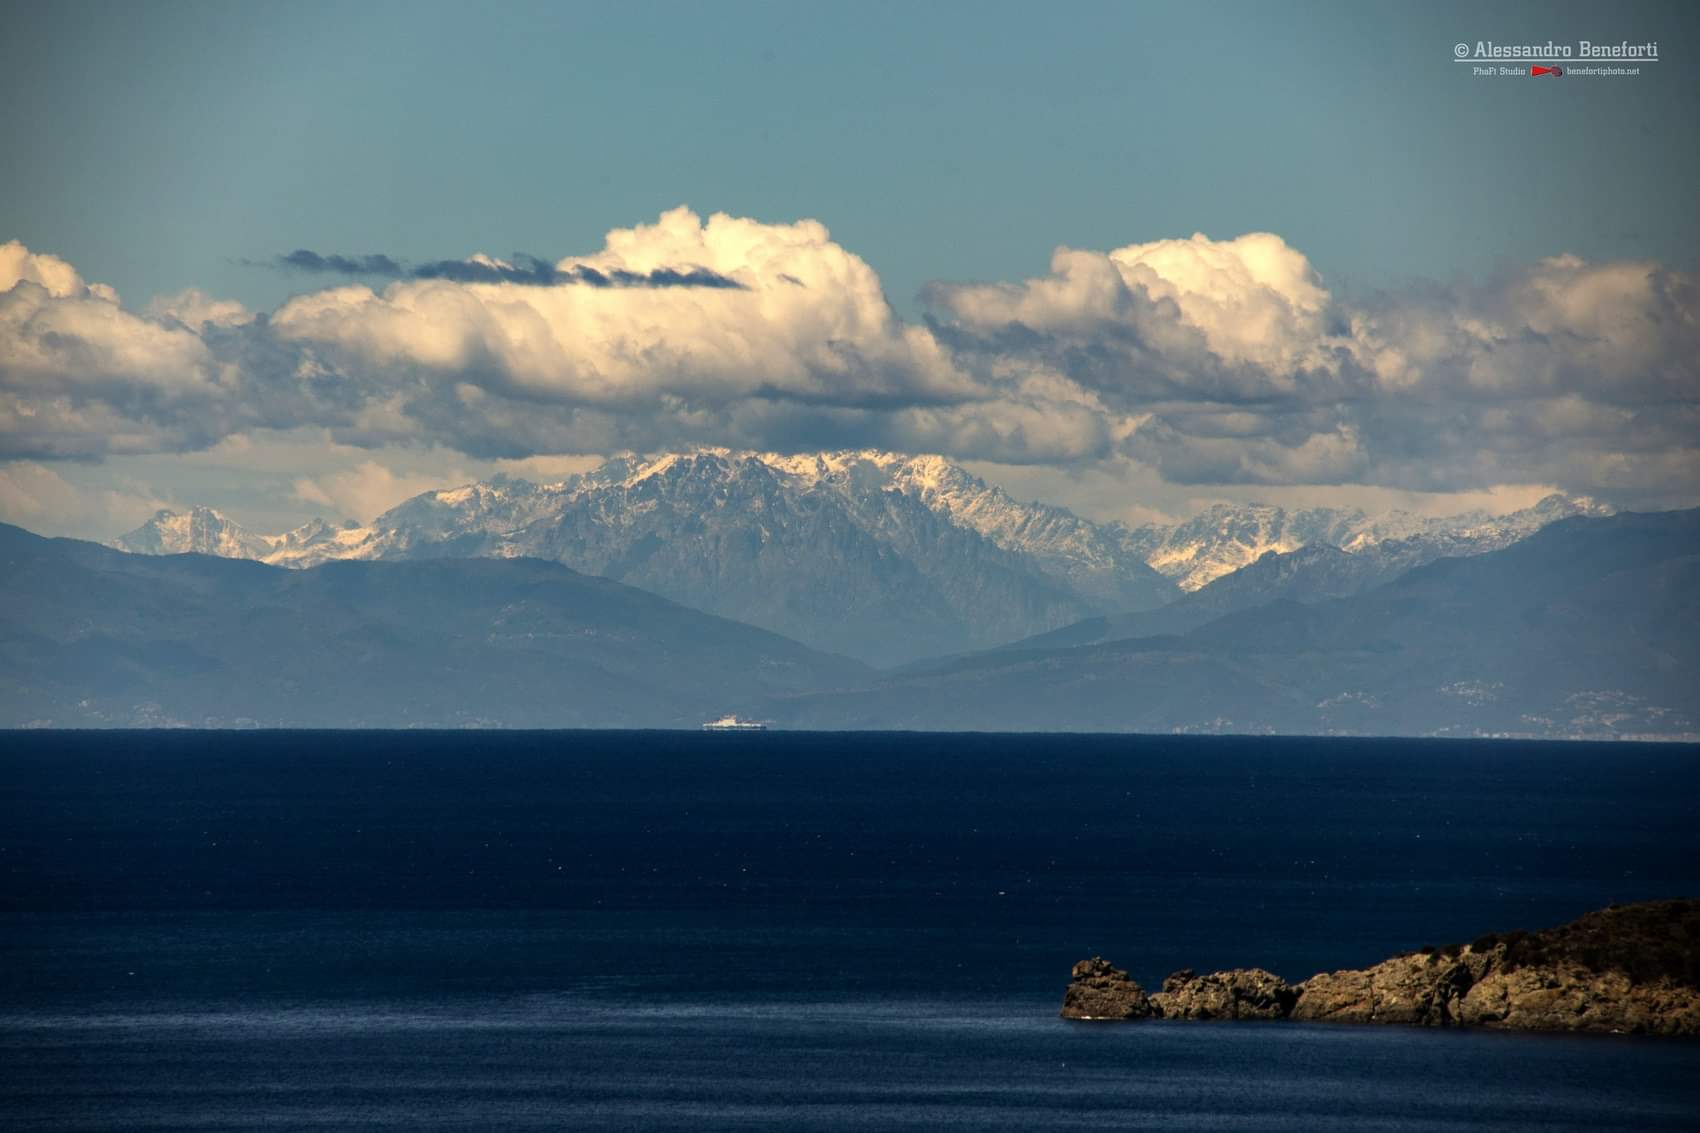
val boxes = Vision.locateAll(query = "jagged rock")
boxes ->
[1290,900,1700,1035]
[1064,900,1700,1035]
[1151,968,1298,1020]
[1457,963,1700,1035]
[1291,951,1476,1026]
[1059,957,1154,1020]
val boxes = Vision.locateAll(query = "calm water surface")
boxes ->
[2,731,1697,1129]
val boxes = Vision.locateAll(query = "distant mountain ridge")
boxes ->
[775,508,1700,739]
[998,536,1494,654]
[1121,494,1614,591]
[19,507,1698,736]
[113,449,1610,663]
[115,506,370,564]
[0,523,866,729]
[115,451,1177,664]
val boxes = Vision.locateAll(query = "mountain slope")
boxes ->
[113,505,372,564]
[998,539,1441,653]
[115,451,1179,665]
[1120,494,1614,591]
[772,509,1700,739]
[109,452,1608,664]
[0,524,867,728]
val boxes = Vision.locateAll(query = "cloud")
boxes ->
[925,231,1354,408]
[277,250,406,277]
[924,232,1699,503]
[0,460,169,539]
[1349,254,1699,405]
[293,458,471,522]
[273,247,745,289]
[0,244,240,460]
[2,216,1697,509]
[931,232,1334,374]
[267,208,984,430]
[147,288,253,330]
[1,241,109,300]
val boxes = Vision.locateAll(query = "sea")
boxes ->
[2,730,1698,1130]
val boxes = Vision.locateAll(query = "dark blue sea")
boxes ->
[2,731,1698,1130]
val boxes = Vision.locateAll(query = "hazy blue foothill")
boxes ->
[0,522,866,728]
[8,505,1695,736]
[784,509,1700,736]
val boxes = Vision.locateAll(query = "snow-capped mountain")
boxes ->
[1120,494,1614,591]
[743,451,1166,607]
[113,506,373,566]
[112,450,1611,663]
[115,452,1177,665]
[113,506,275,560]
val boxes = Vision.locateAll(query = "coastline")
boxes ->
[1063,900,1700,1036]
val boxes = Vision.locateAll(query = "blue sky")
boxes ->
[6,0,1694,313]
[2,0,1697,537]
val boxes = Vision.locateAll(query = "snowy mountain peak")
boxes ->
[107,450,1617,660]
[113,506,371,566]
[1132,492,1615,591]
[112,506,272,559]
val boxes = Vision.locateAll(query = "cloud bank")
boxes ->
[1,213,1696,509]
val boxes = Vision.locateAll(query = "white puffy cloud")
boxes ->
[927,231,1351,405]
[272,207,978,410]
[0,241,107,300]
[926,232,1698,503]
[0,242,241,459]
[0,282,215,393]
[147,288,253,330]
[2,217,1697,510]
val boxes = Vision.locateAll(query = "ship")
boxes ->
[701,714,768,731]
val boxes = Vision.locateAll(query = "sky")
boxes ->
[2,0,1697,538]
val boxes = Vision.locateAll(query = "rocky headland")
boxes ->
[1061,900,1700,1036]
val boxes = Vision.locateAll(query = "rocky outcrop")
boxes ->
[1059,957,1154,1019]
[1064,899,1700,1036]
[1151,968,1298,1020]
[1291,951,1478,1026]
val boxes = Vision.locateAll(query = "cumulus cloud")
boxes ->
[933,233,1333,370]
[925,231,1698,503]
[147,288,253,330]
[269,208,983,424]
[0,243,246,459]
[1349,254,1699,404]
[1,216,1697,509]
[926,231,1355,407]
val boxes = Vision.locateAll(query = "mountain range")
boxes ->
[9,506,1696,736]
[111,449,1610,665]
[0,523,865,728]
[775,508,1700,739]
[1119,493,1615,591]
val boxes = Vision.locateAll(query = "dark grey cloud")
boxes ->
[277,250,404,276]
[272,250,745,290]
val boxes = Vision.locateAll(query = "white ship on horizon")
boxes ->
[701,714,768,731]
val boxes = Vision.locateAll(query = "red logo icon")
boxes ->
[1531,65,1564,77]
